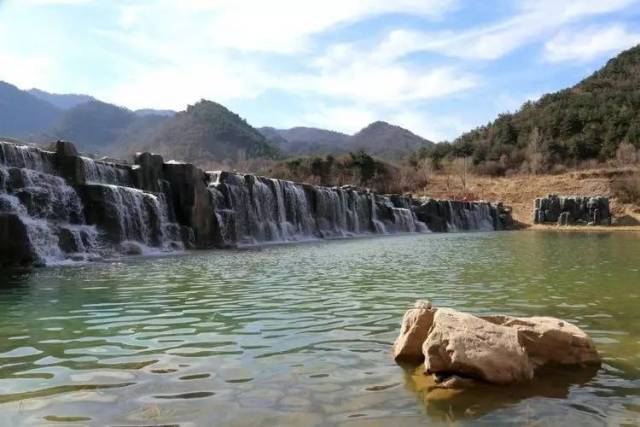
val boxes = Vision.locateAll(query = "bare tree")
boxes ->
[616,141,638,166]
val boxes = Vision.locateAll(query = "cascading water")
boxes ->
[209,172,430,246]
[0,142,101,265]
[0,140,509,267]
[81,157,132,186]
[445,201,495,232]
[87,184,183,252]
[210,172,317,245]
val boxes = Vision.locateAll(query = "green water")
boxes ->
[0,231,639,426]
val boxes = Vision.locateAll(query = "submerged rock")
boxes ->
[394,302,601,386]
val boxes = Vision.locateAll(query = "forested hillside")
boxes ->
[414,44,640,175]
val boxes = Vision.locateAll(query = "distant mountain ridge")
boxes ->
[28,88,96,110]
[259,126,350,156]
[260,121,434,161]
[0,81,61,138]
[1,80,434,164]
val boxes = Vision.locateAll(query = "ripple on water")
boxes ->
[0,232,638,426]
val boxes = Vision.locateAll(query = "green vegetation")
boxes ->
[413,44,640,175]
[263,151,424,193]
[130,100,284,165]
[43,100,139,152]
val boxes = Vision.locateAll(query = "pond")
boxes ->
[0,231,638,426]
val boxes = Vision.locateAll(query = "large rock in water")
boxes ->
[393,303,601,386]
[423,308,535,385]
[393,300,436,363]
[482,315,601,367]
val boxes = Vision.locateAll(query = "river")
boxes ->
[0,231,638,426]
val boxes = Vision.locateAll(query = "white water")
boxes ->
[210,172,432,246]
[81,157,132,186]
[92,184,183,250]
[0,142,102,265]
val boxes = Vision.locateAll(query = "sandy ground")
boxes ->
[417,167,640,230]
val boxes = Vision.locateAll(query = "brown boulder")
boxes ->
[422,308,535,385]
[392,300,436,363]
[483,315,601,367]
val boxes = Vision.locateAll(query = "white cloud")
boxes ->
[376,0,639,60]
[389,110,470,142]
[302,105,377,134]
[120,0,458,54]
[544,25,640,62]
[95,4,478,111]
[19,0,93,4]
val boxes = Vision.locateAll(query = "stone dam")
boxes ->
[0,140,513,267]
[533,194,611,226]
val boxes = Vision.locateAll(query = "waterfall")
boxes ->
[0,142,101,265]
[0,142,57,173]
[370,194,388,234]
[87,184,183,251]
[80,157,132,186]
[207,171,434,246]
[210,172,318,245]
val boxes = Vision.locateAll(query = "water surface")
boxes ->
[0,231,639,426]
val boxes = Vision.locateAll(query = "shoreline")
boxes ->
[524,224,640,232]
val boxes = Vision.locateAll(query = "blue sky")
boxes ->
[1,0,639,141]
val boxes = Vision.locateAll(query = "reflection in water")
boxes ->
[405,364,600,422]
[0,231,639,426]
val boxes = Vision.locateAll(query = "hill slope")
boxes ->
[28,88,95,110]
[261,122,433,161]
[40,100,170,155]
[348,121,434,160]
[259,126,350,156]
[125,100,283,165]
[436,44,640,174]
[0,81,62,138]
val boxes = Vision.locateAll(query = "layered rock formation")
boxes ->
[533,194,610,225]
[393,301,600,386]
[0,140,513,267]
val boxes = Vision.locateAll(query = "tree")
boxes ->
[616,141,638,166]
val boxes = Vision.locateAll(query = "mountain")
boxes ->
[430,44,640,174]
[348,121,434,160]
[0,81,62,138]
[259,126,350,156]
[28,88,95,110]
[39,100,170,155]
[135,108,176,117]
[123,100,283,165]
[260,123,433,161]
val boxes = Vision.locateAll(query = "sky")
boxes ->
[1,0,640,141]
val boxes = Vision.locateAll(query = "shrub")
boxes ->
[612,173,640,203]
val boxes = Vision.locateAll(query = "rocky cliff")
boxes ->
[0,140,512,267]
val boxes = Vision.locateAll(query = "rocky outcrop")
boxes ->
[0,139,514,267]
[533,194,610,225]
[393,302,600,386]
